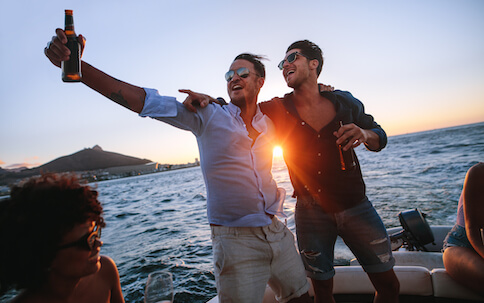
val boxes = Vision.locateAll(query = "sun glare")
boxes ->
[273,146,283,158]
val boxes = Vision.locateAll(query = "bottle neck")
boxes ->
[65,15,76,36]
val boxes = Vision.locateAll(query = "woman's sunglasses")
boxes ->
[278,52,311,70]
[225,67,260,82]
[58,223,102,251]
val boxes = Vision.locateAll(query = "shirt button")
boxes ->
[318,153,321,156]
[317,134,321,138]
[318,189,322,193]
[318,171,322,174]
[301,122,305,126]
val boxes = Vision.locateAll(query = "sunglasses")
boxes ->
[278,52,311,70]
[58,223,102,251]
[225,67,260,82]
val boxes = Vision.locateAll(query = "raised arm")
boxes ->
[44,28,146,113]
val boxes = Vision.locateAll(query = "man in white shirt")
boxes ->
[44,28,311,303]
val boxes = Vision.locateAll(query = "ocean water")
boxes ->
[2,122,483,302]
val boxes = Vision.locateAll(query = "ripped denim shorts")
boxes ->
[443,224,473,251]
[295,197,395,280]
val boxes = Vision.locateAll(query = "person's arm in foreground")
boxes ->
[443,162,484,296]
[45,28,145,113]
[463,163,484,258]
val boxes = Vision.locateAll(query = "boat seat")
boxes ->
[350,251,444,270]
[333,266,433,296]
[207,265,484,302]
[431,268,484,302]
[392,251,444,270]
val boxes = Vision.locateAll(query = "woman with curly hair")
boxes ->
[0,173,124,303]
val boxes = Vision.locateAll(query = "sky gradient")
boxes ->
[1,0,483,169]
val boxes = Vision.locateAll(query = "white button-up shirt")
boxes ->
[140,88,286,227]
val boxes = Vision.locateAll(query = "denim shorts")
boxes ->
[295,197,395,280]
[443,224,473,251]
[211,217,309,303]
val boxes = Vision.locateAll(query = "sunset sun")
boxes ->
[273,146,283,158]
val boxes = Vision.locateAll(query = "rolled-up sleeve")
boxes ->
[140,88,178,118]
[139,88,205,136]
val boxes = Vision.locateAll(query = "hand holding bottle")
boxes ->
[336,121,356,171]
[44,12,85,71]
[334,122,382,151]
[334,122,363,151]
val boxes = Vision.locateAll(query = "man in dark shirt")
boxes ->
[183,40,400,302]
[259,40,400,303]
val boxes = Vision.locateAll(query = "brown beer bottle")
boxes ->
[62,9,81,82]
[338,121,356,171]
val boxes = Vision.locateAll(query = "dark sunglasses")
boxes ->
[58,223,102,251]
[278,52,311,70]
[225,67,260,82]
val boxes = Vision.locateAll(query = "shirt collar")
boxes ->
[226,102,264,120]
[226,102,268,133]
[283,91,351,122]
[226,102,241,117]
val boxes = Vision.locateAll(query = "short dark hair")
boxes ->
[287,40,324,76]
[0,173,105,293]
[234,53,266,79]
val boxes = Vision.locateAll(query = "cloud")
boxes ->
[4,159,41,170]
[5,163,34,170]
[0,156,41,170]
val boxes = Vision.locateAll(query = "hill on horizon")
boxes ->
[34,145,152,173]
[0,145,152,186]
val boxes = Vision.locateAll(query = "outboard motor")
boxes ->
[390,209,435,251]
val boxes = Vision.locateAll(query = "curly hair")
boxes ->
[0,173,105,293]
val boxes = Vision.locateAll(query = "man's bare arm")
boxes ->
[45,28,145,113]
[80,61,145,113]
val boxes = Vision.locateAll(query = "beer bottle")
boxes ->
[338,121,356,171]
[62,9,81,82]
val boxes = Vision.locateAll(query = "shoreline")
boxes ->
[0,162,200,197]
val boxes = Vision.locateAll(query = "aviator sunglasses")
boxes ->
[225,67,260,82]
[278,51,311,70]
[58,223,102,251]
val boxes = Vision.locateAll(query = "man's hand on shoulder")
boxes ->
[180,89,221,112]
[318,83,334,92]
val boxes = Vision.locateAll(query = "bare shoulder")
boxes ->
[92,255,121,291]
[98,255,125,303]
[99,255,120,278]
[100,255,117,267]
